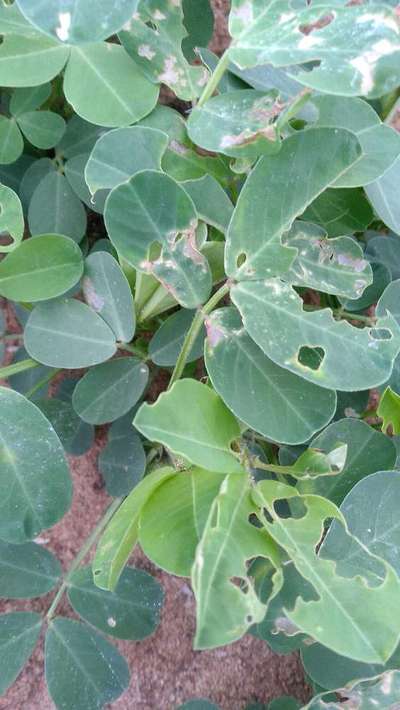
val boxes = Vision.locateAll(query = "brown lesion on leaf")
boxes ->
[220,125,277,149]
[299,12,335,35]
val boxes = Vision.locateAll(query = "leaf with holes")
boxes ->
[192,474,280,649]
[225,127,362,281]
[0,185,24,253]
[119,0,209,101]
[228,1,400,98]
[253,480,400,663]
[204,307,336,445]
[231,278,400,391]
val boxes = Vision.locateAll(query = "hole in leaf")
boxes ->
[298,345,325,371]
[236,252,247,268]
[371,328,392,341]
[299,12,334,35]
[273,498,307,519]
[246,615,253,624]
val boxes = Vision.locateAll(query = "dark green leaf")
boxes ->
[24,299,117,368]
[149,309,205,367]
[0,116,23,165]
[0,540,61,598]
[28,172,87,243]
[72,357,148,425]
[45,618,130,709]
[0,612,42,695]
[0,387,72,543]
[0,234,83,301]
[68,565,163,640]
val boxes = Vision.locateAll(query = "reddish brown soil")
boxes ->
[0,3,310,708]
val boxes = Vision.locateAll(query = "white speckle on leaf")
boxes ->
[153,9,167,20]
[170,139,188,155]
[357,12,399,33]
[158,56,181,86]
[138,44,156,60]
[351,40,398,94]
[197,68,209,87]
[298,34,323,50]
[337,254,368,272]
[82,276,105,312]
[232,1,253,24]
[381,672,393,695]
[279,12,295,24]
[56,12,71,41]
[107,617,117,628]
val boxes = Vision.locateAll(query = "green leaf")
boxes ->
[309,95,400,188]
[228,2,400,98]
[15,0,140,44]
[181,176,234,234]
[225,127,361,281]
[0,234,83,302]
[339,261,391,315]
[188,89,282,159]
[68,565,163,640]
[57,114,106,160]
[139,467,223,576]
[0,540,61,598]
[105,170,197,268]
[37,397,88,454]
[366,155,400,235]
[205,307,336,445]
[297,418,397,505]
[64,153,107,214]
[93,466,177,590]
[149,309,205,367]
[0,34,69,87]
[150,234,212,309]
[303,187,373,237]
[304,670,400,709]
[192,474,279,649]
[0,185,24,253]
[45,618,130,709]
[17,110,66,149]
[0,1,42,37]
[0,612,42,695]
[377,387,400,434]
[54,377,95,455]
[182,0,214,60]
[63,42,159,128]
[0,116,23,165]
[139,104,230,184]
[99,418,145,497]
[119,0,209,101]
[367,235,400,279]
[72,357,148,425]
[24,299,117,368]
[19,157,56,212]
[82,252,135,343]
[0,387,72,543]
[9,83,51,116]
[301,641,400,692]
[134,380,243,473]
[28,172,87,243]
[85,126,168,195]
[254,480,400,663]
[178,701,219,710]
[231,278,400,390]
[323,470,400,581]
[283,221,372,299]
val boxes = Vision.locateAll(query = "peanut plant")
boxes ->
[1,0,400,707]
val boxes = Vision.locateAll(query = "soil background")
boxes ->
[0,2,310,708]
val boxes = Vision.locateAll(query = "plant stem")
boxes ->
[117,342,148,360]
[0,358,39,379]
[276,88,312,132]
[46,497,122,622]
[25,369,60,399]
[169,282,230,389]
[1,333,24,341]
[197,49,230,107]
[304,305,375,325]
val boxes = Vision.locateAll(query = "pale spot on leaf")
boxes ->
[56,12,71,41]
